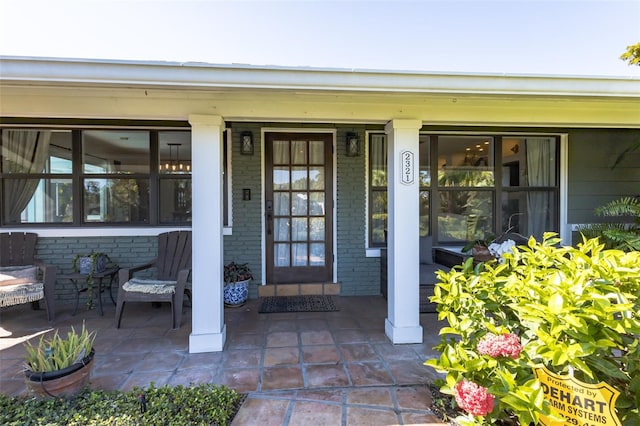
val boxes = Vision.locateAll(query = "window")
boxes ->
[82,130,151,223]
[0,127,196,226]
[159,131,192,223]
[437,136,495,243]
[1,130,73,223]
[369,134,387,246]
[500,136,558,239]
[368,133,560,246]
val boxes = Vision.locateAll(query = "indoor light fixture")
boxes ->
[161,143,190,173]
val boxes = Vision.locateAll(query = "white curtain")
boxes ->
[525,138,553,238]
[370,134,387,186]
[1,130,52,222]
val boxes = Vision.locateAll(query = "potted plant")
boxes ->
[462,213,526,262]
[24,322,96,398]
[462,236,495,261]
[72,252,115,308]
[223,262,253,307]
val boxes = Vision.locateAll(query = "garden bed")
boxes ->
[0,383,244,425]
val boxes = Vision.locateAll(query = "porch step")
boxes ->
[258,283,341,297]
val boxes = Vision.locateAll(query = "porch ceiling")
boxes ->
[1,56,639,127]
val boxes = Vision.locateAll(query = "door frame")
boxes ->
[260,128,337,285]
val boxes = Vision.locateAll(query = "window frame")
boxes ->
[0,123,214,228]
[366,131,562,249]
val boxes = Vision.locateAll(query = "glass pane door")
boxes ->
[265,133,333,284]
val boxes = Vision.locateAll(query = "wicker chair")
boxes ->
[0,232,55,321]
[115,231,192,329]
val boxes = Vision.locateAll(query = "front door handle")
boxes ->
[266,200,273,235]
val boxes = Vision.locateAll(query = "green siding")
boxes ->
[224,124,264,299]
[336,126,381,295]
[226,123,382,297]
[567,129,640,224]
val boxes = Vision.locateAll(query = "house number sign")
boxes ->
[400,151,414,185]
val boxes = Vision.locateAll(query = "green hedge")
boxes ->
[0,383,243,425]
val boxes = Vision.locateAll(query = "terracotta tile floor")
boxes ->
[0,295,447,425]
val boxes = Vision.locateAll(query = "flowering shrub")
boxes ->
[454,381,495,416]
[476,333,522,359]
[426,234,640,425]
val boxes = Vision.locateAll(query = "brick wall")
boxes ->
[335,126,381,295]
[225,123,382,297]
[224,124,264,299]
[36,236,157,304]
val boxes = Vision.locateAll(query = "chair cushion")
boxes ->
[0,265,38,287]
[123,278,177,295]
[0,282,44,307]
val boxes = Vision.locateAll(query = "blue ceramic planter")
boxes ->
[223,279,250,307]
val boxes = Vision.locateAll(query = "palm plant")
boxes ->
[578,196,640,251]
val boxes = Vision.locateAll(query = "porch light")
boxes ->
[346,132,360,157]
[241,131,253,155]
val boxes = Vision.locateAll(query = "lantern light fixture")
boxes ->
[346,132,360,157]
[241,131,254,155]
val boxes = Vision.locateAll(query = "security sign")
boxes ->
[533,365,621,426]
[400,150,414,185]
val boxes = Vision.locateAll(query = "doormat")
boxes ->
[259,295,339,313]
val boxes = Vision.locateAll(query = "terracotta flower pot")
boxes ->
[471,245,494,262]
[25,348,95,398]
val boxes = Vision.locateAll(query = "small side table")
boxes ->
[60,267,119,316]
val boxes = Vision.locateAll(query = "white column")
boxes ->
[384,119,423,344]
[188,114,226,353]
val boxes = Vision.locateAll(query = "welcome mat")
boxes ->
[259,295,339,313]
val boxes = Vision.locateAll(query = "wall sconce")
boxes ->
[240,131,254,155]
[345,132,360,157]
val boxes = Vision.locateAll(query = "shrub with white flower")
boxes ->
[487,239,515,262]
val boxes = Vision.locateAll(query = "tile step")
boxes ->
[258,283,340,297]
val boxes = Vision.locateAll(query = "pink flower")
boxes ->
[454,380,495,416]
[477,333,522,359]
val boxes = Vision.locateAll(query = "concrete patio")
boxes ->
[0,295,447,425]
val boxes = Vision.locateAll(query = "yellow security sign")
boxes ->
[533,365,621,426]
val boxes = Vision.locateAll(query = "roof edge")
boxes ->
[1,56,639,98]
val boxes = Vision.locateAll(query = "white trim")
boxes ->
[366,248,382,258]
[0,124,189,130]
[2,56,638,98]
[423,130,568,136]
[332,132,338,283]
[560,134,570,245]
[259,128,338,285]
[260,129,266,286]
[260,127,337,134]
[0,227,191,238]
[225,128,233,229]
